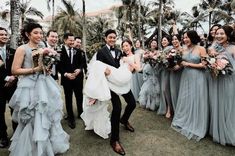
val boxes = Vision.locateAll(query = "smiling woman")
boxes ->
[8,22,70,156]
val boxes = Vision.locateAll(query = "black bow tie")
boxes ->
[110,47,115,51]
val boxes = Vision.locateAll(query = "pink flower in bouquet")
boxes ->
[216,58,229,70]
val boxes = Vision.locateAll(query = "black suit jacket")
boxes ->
[0,47,17,101]
[96,45,122,68]
[58,45,84,86]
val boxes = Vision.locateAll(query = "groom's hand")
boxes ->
[104,68,111,76]
[65,73,76,80]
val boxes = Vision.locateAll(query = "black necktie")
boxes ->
[68,48,72,63]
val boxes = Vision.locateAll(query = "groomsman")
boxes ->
[74,36,87,75]
[0,27,17,148]
[58,33,84,129]
[97,29,136,155]
[43,30,59,80]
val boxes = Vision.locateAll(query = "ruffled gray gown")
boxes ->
[9,44,69,156]
[171,51,208,141]
[138,63,160,111]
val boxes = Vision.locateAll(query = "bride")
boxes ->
[81,39,141,139]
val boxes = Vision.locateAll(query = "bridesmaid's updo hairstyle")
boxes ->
[217,25,235,43]
[184,30,201,45]
[21,22,42,42]
[121,39,135,56]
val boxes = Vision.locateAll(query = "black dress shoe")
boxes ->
[0,138,9,148]
[110,141,125,155]
[120,120,135,132]
[68,120,76,129]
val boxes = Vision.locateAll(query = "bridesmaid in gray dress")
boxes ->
[158,36,173,118]
[172,30,208,141]
[210,25,235,146]
[131,39,144,101]
[206,24,222,137]
[169,35,183,113]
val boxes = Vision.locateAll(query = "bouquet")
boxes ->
[160,49,182,68]
[202,55,233,77]
[143,51,160,67]
[32,48,60,75]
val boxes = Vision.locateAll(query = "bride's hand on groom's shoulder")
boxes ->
[104,67,111,76]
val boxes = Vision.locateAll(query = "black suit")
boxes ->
[0,47,17,140]
[58,45,84,121]
[96,45,136,142]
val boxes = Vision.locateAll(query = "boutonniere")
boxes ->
[6,49,14,59]
[73,49,77,55]
[116,51,121,60]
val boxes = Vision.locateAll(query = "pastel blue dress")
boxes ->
[158,46,172,115]
[210,46,235,146]
[9,44,69,156]
[171,50,208,141]
[169,68,182,112]
[131,49,144,101]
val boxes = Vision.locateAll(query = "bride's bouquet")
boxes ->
[202,55,233,77]
[32,48,60,75]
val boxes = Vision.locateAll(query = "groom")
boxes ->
[96,29,136,155]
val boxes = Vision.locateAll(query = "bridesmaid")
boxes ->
[210,25,235,146]
[169,34,183,114]
[206,24,222,137]
[131,39,144,101]
[139,39,160,111]
[207,24,221,48]
[171,30,208,141]
[158,36,173,118]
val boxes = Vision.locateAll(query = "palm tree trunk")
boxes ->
[10,0,20,49]
[82,0,87,58]
[158,0,163,50]
[52,0,55,27]
[137,0,141,40]
[209,12,211,32]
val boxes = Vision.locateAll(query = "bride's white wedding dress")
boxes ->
[81,54,135,139]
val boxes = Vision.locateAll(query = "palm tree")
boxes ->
[86,16,113,58]
[198,0,234,30]
[81,0,86,52]
[114,0,139,40]
[53,0,82,38]
[10,0,20,49]
[6,0,44,29]
[45,0,55,27]
[144,0,175,48]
